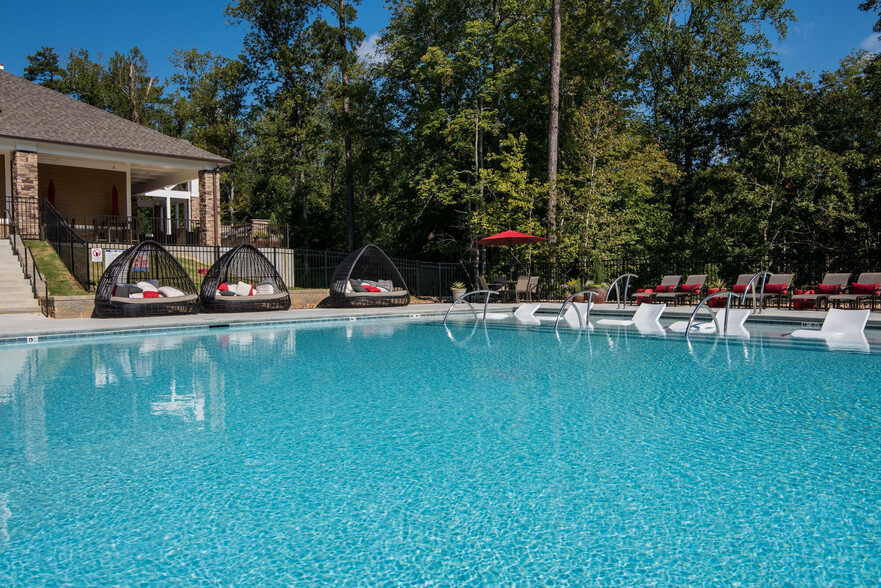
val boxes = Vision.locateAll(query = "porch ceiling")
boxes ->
[34,152,207,195]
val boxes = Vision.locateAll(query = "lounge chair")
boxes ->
[597,303,666,328]
[757,273,793,309]
[653,274,706,306]
[829,272,881,310]
[789,273,850,311]
[94,240,199,318]
[631,275,681,305]
[789,308,870,340]
[329,244,410,307]
[668,308,750,337]
[200,244,291,312]
[514,302,588,327]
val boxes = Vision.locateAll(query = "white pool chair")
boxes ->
[597,303,666,327]
[668,308,750,337]
[789,308,870,339]
[513,303,541,325]
[515,302,590,328]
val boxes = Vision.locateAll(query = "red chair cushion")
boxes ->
[654,285,672,293]
[362,284,381,292]
[731,284,747,294]
[218,283,229,291]
[763,284,786,294]
[816,284,839,295]
[680,283,701,293]
[143,291,160,298]
[851,282,880,295]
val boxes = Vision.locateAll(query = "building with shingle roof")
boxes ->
[0,68,229,244]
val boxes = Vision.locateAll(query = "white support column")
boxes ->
[165,195,172,235]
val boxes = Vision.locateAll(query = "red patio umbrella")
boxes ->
[476,230,547,246]
[47,180,56,208]
[111,185,120,216]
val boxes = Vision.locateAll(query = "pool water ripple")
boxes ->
[0,320,880,584]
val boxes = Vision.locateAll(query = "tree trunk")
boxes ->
[340,0,355,252]
[546,0,562,245]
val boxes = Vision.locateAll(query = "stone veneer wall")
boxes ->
[198,170,219,246]
[11,151,39,238]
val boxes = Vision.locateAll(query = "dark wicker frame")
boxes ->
[329,244,410,307]
[200,244,291,312]
[94,240,199,317]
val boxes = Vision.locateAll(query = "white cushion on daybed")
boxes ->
[136,281,158,292]
[255,281,277,295]
[158,286,187,298]
[235,281,253,296]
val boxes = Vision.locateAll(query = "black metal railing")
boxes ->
[44,202,92,290]
[5,205,49,315]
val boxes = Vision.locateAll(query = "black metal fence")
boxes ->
[85,244,468,299]
[44,202,92,290]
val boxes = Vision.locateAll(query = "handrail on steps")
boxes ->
[554,290,598,331]
[443,290,499,324]
[605,273,638,309]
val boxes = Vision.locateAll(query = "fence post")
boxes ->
[324,251,328,288]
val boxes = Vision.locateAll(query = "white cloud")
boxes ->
[357,33,387,64]
[859,32,881,54]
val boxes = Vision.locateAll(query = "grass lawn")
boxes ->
[24,241,90,296]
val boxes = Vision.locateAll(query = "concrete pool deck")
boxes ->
[1,302,880,343]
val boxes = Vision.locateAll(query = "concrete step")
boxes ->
[0,305,42,315]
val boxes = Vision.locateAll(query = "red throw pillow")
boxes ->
[362,284,381,293]
[680,283,700,293]
[654,285,671,293]
[816,284,839,295]
[143,291,160,298]
[218,283,229,291]
[249,288,255,296]
[731,284,747,294]
[851,282,880,295]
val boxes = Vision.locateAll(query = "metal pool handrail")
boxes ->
[742,270,773,313]
[605,273,638,309]
[554,290,598,331]
[685,290,737,336]
[443,290,500,324]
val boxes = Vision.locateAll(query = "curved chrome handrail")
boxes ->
[442,290,500,324]
[685,290,736,336]
[605,273,638,309]
[553,290,598,331]
[741,270,773,313]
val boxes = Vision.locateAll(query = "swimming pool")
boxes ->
[1,318,880,584]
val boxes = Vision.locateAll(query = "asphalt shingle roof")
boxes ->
[0,70,230,165]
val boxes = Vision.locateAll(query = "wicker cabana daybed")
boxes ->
[329,244,410,307]
[95,240,200,317]
[200,244,291,312]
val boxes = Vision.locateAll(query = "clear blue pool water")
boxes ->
[1,318,880,585]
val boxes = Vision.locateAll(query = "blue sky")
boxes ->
[0,1,878,83]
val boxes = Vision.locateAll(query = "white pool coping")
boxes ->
[1,302,880,345]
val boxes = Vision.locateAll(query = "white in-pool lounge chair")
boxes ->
[789,308,870,340]
[597,303,666,328]
[514,302,590,327]
[668,308,751,337]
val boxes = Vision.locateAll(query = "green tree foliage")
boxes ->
[17,0,881,275]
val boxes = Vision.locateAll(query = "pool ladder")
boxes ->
[442,290,500,324]
[684,271,772,336]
